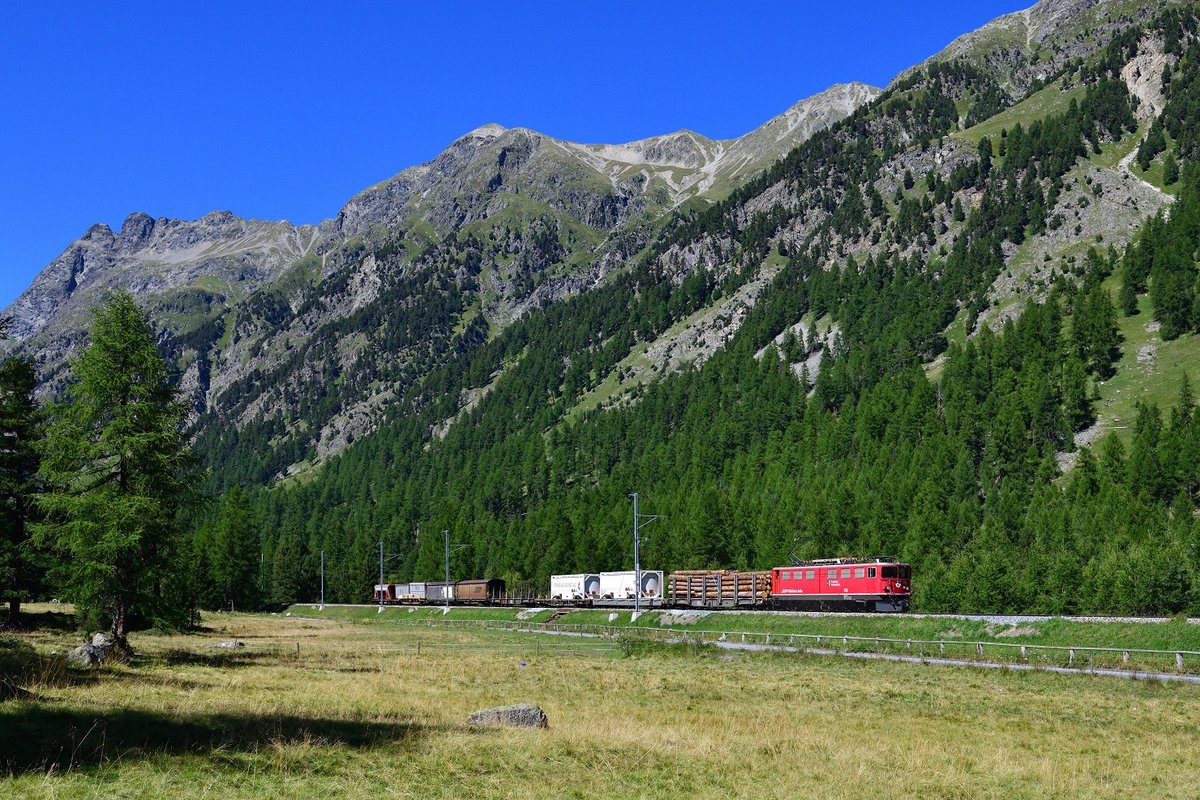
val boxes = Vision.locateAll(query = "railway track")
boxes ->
[309,602,1200,626]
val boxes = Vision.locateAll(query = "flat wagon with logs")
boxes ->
[667,570,772,608]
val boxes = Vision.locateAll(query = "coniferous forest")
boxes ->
[8,6,1200,633]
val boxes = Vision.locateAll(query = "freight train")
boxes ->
[373,557,910,612]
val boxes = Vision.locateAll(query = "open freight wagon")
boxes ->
[667,570,772,608]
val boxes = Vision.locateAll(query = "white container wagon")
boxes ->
[599,571,664,600]
[550,574,601,600]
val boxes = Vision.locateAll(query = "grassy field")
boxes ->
[3,608,1200,798]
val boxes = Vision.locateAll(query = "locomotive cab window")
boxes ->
[805,569,815,580]
[826,569,836,580]
[781,571,791,580]
[868,567,876,578]
[854,567,865,578]
[900,566,911,579]
[840,568,851,579]
[882,566,898,578]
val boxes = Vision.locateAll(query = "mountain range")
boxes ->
[6,0,1200,612]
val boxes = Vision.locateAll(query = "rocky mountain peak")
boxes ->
[463,122,508,140]
[119,211,155,244]
[82,223,114,243]
[762,82,882,137]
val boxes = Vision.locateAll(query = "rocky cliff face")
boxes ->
[330,81,884,244]
[8,211,320,388]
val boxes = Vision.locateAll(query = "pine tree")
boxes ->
[1061,355,1092,432]
[1163,152,1180,185]
[978,136,993,175]
[35,291,203,652]
[0,356,44,628]
[1137,119,1166,171]
[1118,275,1139,316]
[210,487,260,611]
[271,534,306,604]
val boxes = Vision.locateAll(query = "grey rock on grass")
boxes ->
[467,703,549,729]
[67,643,106,667]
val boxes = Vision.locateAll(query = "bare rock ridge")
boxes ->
[7,210,318,342]
[5,80,879,350]
[331,81,882,242]
[558,82,883,201]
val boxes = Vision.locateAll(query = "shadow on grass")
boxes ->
[154,647,289,669]
[0,706,432,774]
[0,636,67,689]
[1,608,77,634]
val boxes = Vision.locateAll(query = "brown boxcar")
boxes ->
[454,578,507,602]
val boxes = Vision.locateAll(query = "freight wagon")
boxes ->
[373,579,506,605]
[372,582,427,603]
[667,570,772,608]
[454,578,507,603]
[550,574,601,601]
[599,571,664,600]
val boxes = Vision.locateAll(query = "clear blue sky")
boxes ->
[0,0,1027,308]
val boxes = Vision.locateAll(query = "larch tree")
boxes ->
[210,486,261,611]
[0,353,44,629]
[35,291,203,652]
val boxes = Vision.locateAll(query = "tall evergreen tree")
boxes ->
[35,291,203,652]
[210,486,261,611]
[1164,151,1180,185]
[0,356,44,628]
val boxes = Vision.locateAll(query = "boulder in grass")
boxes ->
[214,640,245,649]
[467,703,549,730]
[67,643,106,667]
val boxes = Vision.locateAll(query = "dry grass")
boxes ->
[2,610,1199,799]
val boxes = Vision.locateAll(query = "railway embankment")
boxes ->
[287,604,1200,675]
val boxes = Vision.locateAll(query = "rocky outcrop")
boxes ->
[1121,34,1174,121]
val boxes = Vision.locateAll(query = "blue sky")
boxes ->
[0,0,1027,308]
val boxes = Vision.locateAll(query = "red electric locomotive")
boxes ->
[771,557,910,612]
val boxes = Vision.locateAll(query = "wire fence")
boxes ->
[221,612,1200,678]
[370,617,1200,677]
